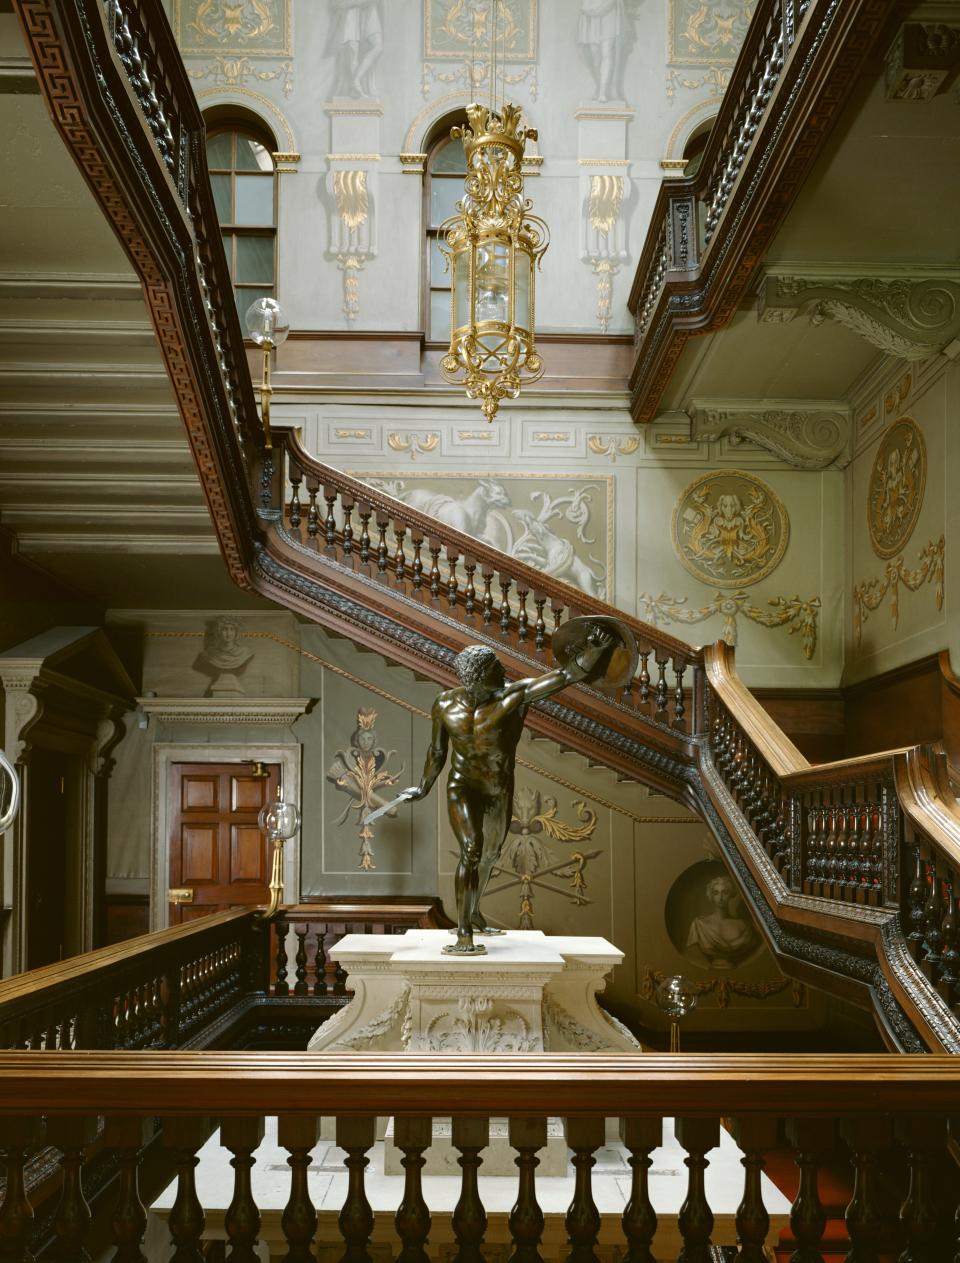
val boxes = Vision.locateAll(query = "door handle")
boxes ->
[168,888,194,905]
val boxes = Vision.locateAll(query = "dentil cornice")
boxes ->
[689,400,851,469]
[759,271,960,362]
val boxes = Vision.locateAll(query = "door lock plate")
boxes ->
[168,888,195,905]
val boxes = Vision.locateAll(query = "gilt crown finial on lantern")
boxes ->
[453,102,538,167]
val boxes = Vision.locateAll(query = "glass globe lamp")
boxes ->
[244,298,289,449]
[655,974,699,1052]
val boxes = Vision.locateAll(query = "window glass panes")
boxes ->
[432,140,467,174]
[430,237,451,287]
[211,173,232,222]
[206,132,232,170]
[236,235,275,285]
[454,251,471,329]
[237,137,273,172]
[236,286,272,324]
[235,175,274,226]
[430,290,452,344]
[430,178,462,228]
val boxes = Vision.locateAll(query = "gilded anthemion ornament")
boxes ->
[867,416,926,559]
[327,707,404,871]
[672,470,789,587]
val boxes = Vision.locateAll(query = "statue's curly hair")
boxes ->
[454,644,498,689]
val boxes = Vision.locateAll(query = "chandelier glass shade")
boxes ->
[439,102,549,422]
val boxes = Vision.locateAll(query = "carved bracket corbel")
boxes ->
[885,22,960,101]
[0,670,44,764]
[689,400,851,469]
[759,272,960,361]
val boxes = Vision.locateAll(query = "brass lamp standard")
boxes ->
[258,784,300,920]
[440,102,549,423]
[245,297,290,450]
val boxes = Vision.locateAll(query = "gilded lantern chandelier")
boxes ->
[439,94,549,422]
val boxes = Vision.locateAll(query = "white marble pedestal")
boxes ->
[307,929,641,1176]
[307,929,641,1055]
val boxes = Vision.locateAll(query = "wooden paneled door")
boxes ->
[167,763,279,925]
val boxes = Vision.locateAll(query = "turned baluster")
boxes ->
[313,929,328,995]
[375,511,390,575]
[515,582,530,642]
[564,1117,603,1263]
[922,860,944,978]
[337,1116,376,1263]
[499,573,513,637]
[896,1115,949,1262]
[729,1117,777,1263]
[823,801,840,898]
[322,486,339,552]
[533,593,547,652]
[675,1117,718,1263]
[410,529,425,592]
[652,656,669,716]
[846,803,861,896]
[551,600,565,634]
[939,873,959,1001]
[907,844,928,955]
[620,1117,660,1263]
[841,1116,893,1263]
[105,1117,151,1263]
[47,1116,98,1263]
[861,804,878,900]
[394,1117,432,1263]
[869,802,884,898]
[305,474,320,539]
[673,660,686,725]
[278,1116,320,1263]
[0,1116,44,1263]
[463,556,478,618]
[785,1116,832,1263]
[428,538,443,601]
[446,547,460,608]
[357,500,372,566]
[394,523,408,584]
[341,493,355,557]
[221,1117,263,1263]
[288,463,303,527]
[638,651,651,705]
[451,1117,488,1263]
[274,921,290,997]
[481,567,495,625]
[294,927,309,995]
[507,1118,546,1263]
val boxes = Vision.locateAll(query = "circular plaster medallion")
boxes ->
[867,416,926,559]
[671,469,789,588]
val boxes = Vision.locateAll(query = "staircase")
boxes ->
[15,0,960,1053]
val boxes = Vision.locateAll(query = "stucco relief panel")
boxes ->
[424,0,538,60]
[668,0,756,65]
[671,469,789,587]
[173,0,294,94]
[354,471,613,601]
[867,416,926,560]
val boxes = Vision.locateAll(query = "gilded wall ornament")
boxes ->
[581,175,627,332]
[386,432,441,460]
[638,966,801,1010]
[638,589,820,660]
[852,536,945,648]
[587,435,640,462]
[668,0,755,65]
[175,0,291,55]
[328,169,375,324]
[327,707,404,871]
[867,416,926,559]
[672,470,789,587]
[425,0,537,61]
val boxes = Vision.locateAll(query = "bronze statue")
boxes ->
[409,617,633,955]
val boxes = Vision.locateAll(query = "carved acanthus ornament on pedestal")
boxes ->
[759,272,960,361]
[689,402,851,470]
[328,169,376,324]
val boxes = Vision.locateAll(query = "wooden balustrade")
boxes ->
[0,1053,957,1260]
[0,910,265,1052]
[276,429,700,739]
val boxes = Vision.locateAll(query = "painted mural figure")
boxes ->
[685,874,756,969]
[577,0,624,101]
[410,634,612,955]
[331,0,383,98]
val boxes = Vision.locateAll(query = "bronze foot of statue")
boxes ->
[442,937,487,956]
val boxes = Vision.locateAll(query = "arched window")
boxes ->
[682,118,714,178]
[424,122,467,344]
[205,118,278,321]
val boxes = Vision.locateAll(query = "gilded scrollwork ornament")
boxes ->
[852,536,945,648]
[638,589,821,660]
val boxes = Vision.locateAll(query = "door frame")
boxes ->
[151,742,301,931]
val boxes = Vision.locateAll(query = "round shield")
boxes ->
[551,614,639,689]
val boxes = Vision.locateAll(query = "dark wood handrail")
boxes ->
[0,1052,955,1115]
[279,428,702,668]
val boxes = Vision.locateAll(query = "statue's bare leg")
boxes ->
[444,791,486,955]
[354,33,382,96]
[471,795,510,935]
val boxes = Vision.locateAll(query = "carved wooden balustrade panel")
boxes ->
[0,910,265,1052]
[0,1053,958,1261]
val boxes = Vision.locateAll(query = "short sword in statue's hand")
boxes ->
[362,786,420,826]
